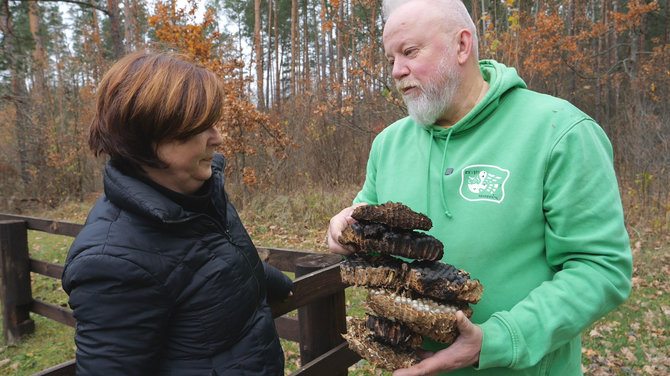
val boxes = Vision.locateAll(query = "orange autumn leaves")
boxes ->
[148,0,291,191]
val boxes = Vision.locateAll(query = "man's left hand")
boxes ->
[392,311,482,376]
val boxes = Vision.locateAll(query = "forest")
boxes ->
[0,0,668,234]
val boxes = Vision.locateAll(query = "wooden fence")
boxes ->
[0,214,361,375]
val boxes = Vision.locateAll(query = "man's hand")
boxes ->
[326,203,367,255]
[393,311,482,376]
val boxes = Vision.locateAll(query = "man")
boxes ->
[326,0,633,375]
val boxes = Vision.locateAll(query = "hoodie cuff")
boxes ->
[476,313,516,369]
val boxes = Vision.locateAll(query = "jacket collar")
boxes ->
[103,153,227,223]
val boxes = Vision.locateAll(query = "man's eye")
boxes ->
[404,48,416,56]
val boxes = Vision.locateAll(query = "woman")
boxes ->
[62,51,292,375]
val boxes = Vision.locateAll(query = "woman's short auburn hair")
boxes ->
[89,51,225,169]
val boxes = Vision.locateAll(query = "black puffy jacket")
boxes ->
[62,154,292,375]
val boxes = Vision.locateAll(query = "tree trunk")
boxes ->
[291,0,298,96]
[302,0,310,91]
[327,1,335,90]
[28,0,49,184]
[266,0,272,108]
[1,0,35,189]
[471,0,479,50]
[28,0,50,121]
[336,1,344,107]
[254,0,265,110]
[28,1,47,94]
[106,0,125,58]
[123,0,135,50]
[319,0,328,90]
[90,0,104,83]
[274,0,280,108]
[591,0,607,124]
[567,0,576,100]
[313,2,321,87]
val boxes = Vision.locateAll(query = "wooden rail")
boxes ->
[0,214,360,376]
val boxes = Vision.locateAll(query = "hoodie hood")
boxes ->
[424,60,527,139]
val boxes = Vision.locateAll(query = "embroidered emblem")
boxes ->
[459,165,510,203]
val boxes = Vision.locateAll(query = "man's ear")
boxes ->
[456,29,473,65]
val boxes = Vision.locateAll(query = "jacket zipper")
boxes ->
[166,213,263,301]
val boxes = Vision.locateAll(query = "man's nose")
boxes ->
[391,60,409,80]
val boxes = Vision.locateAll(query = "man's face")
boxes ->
[401,53,461,126]
[383,3,461,126]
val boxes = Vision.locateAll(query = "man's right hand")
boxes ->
[326,203,367,255]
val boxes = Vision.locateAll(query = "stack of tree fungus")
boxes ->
[339,202,483,371]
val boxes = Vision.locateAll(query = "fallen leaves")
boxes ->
[582,246,669,375]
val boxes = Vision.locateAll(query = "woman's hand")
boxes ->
[393,311,483,376]
[326,203,367,256]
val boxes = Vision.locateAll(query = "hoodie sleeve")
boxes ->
[354,132,382,205]
[477,119,632,369]
[62,253,171,376]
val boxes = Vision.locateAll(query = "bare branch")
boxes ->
[16,0,109,15]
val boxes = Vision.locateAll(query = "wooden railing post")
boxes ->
[295,254,347,375]
[0,220,35,344]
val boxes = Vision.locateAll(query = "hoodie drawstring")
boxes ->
[427,128,454,219]
[426,129,435,215]
[439,128,454,218]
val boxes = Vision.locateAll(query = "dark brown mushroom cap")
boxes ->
[343,317,419,371]
[340,254,482,304]
[365,314,423,349]
[339,222,444,261]
[352,201,432,231]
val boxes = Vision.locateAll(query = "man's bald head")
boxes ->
[383,0,478,59]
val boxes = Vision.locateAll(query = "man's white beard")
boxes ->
[400,57,460,126]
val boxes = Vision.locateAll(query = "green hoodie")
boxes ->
[354,60,632,375]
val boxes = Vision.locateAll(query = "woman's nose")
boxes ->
[209,126,223,146]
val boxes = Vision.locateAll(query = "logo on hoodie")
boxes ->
[460,165,510,203]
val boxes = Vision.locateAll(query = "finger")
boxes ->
[393,356,440,376]
[456,310,470,332]
[455,310,481,341]
[415,349,435,360]
[326,204,367,255]
[453,310,483,367]
[341,202,366,224]
[326,226,354,255]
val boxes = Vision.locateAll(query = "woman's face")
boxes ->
[144,126,223,194]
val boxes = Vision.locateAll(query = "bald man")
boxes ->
[327,0,632,375]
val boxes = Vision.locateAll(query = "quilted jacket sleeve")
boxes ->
[263,262,293,302]
[62,252,171,376]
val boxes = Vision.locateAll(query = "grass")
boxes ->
[581,246,669,375]
[0,187,668,375]
[0,231,75,375]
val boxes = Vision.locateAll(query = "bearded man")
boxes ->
[326,0,633,375]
